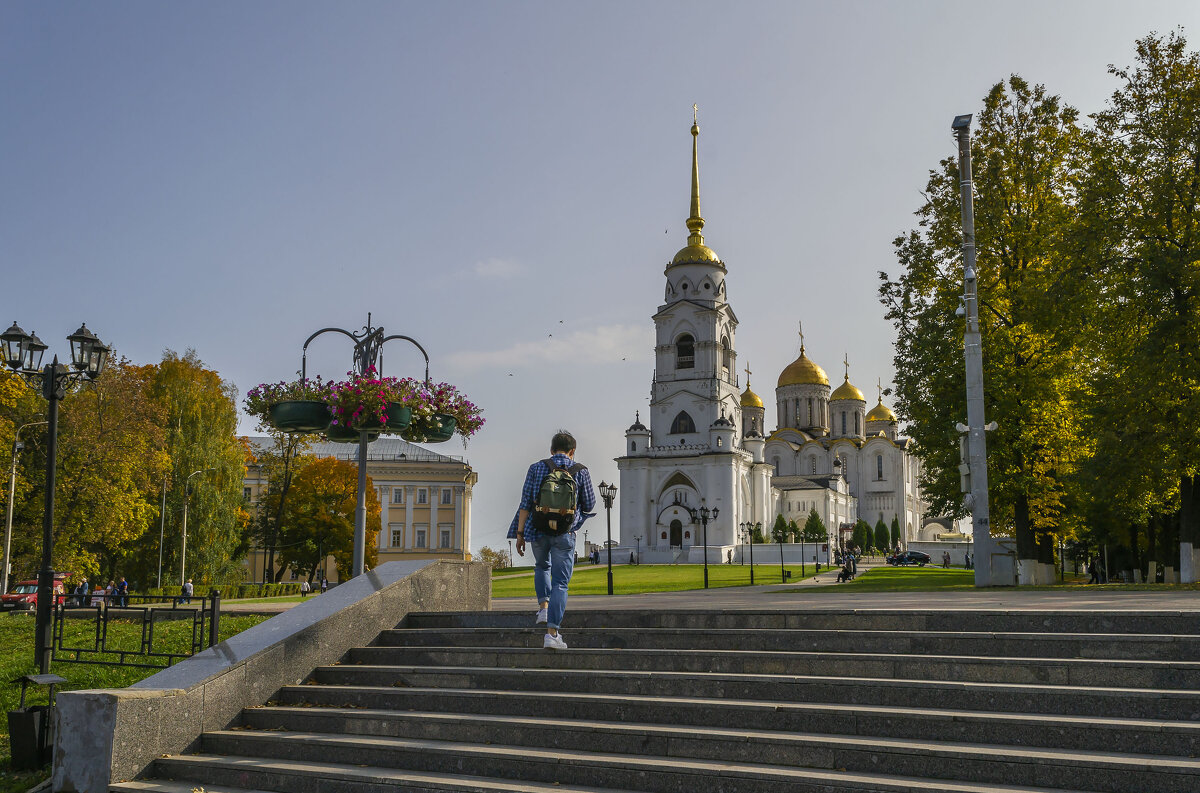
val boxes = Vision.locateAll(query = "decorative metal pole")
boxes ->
[750,521,757,585]
[598,482,617,595]
[953,114,996,587]
[180,468,214,588]
[157,476,167,589]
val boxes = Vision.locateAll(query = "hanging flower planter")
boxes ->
[267,400,332,433]
[325,425,379,444]
[401,413,457,444]
[384,403,412,431]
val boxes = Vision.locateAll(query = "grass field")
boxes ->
[0,610,270,790]
[491,563,821,597]
[802,566,978,592]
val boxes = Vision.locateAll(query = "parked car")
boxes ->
[1,578,67,611]
[888,550,932,567]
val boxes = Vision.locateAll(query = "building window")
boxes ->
[877,455,884,480]
[390,525,404,547]
[393,489,404,504]
[716,436,722,447]
[773,457,780,475]
[243,487,252,501]
[415,527,427,548]
[811,457,817,474]
[670,411,696,434]
[841,412,846,435]
[631,442,637,452]
[807,398,813,426]
[417,489,428,505]
[854,412,860,435]
[441,488,452,505]
[676,334,695,369]
[721,335,731,373]
[440,527,452,548]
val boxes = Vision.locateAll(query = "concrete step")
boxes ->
[348,644,1200,689]
[196,729,1171,791]
[406,609,1200,636]
[148,755,648,793]
[297,665,1200,721]
[245,702,1200,760]
[376,626,1200,660]
[161,735,1111,793]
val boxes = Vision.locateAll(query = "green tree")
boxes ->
[787,519,800,543]
[477,546,508,570]
[880,76,1088,579]
[771,514,789,543]
[874,519,890,553]
[278,457,380,581]
[751,523,766,544]
[803,508,826,543]
[148,351,247,586]
[852,519,871,552]
[890,516,902,548]
[247,433,313,582]
[1077,30,1200,580]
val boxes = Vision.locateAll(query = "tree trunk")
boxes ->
[1181,474,1198,583]
[1015,493,1036,584]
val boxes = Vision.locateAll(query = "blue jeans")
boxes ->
[531,530,576,630]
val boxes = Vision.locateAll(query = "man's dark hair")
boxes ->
[550,430,577,454]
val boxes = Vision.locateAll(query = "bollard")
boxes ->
[208,590,221,647]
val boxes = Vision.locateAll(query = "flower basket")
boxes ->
[325,425,379,444]
[401,413,457,444]
[385,403,412,431]
[267,400,332,433]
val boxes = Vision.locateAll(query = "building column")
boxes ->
[379,486,390,550]
[454,487,462,550]
[430,491,440,550]
[405,487,415,549]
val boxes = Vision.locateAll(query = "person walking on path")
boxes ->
[301,579,310,598]
[508,430,595,650]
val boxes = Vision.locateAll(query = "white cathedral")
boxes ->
[616,118,927,563]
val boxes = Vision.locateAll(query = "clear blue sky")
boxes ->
[3,1,1198,555]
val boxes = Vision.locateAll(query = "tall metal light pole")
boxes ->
[180,468,215,587]
[749,521,757,585]
[4,419,46,596]
[2,321,110,673]
[739,522,746,566]
[952,114,996,587]
[695,505,718,589]
[598,481,617,595]
[157,476,168,589]
[301,314,430,579]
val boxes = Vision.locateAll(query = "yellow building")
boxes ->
[242,436,477,583]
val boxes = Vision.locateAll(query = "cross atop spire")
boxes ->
[798,320,805,353]
[693,103,698,124]
[877,377,883,402]
[743,363,752,384]
[843,353,850,380]
[686,105,705,246]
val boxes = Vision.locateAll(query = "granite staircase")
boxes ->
[112,609,1200,793]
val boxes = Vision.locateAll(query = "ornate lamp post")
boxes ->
[4,419,46,596]
[748,521,757,584]
[778,523,786,584]
[694,505,718,589]
[598,481,617,595]
[300,314,430,578]
[2,321,110,673]
[738,522,746,566]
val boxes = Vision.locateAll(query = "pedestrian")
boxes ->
[943,551,951,568]
[1087,558,1099,584]
[320,577,328,593]
[182,578,193,604]
[509,430,595,650]
[301,579,310,598]
[115,577,129,607]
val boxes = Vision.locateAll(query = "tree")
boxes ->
[247,433,313,582]
[890,516,902,548]
[852,520,871,552]
[477,546,508,570]
[880,76,1088,580]
[787,519,800,543]
[874,519,890,553]
[148,351,248,586]
[751,523,766,544]
[803,508,827,543]
[277,457,379,581]
[1078,31,1200,580]
[771,514,789,543]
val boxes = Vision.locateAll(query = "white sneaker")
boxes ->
[543,632,568,650]
[534,607,548,625]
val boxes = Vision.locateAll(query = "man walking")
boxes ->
[509,430,595,650]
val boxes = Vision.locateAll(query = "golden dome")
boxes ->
[740,384,763,408]
[672,243,721,266]
[777,347,829,388]
[830,377,865,402]
[867,400,897,422]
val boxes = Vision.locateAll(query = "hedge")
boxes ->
[137,582,302,600]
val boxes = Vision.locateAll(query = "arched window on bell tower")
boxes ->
[676,334,695,370]
[720,335,731,375]
[670,411,696,434]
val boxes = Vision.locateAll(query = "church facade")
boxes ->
[615,119,925,562]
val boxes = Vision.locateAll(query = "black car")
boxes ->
[889,550,932,567]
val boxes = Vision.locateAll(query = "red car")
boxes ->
[1,578,67,611]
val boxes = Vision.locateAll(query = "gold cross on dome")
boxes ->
[744,363,752,380]
[798,320,804,351]
[693,103,698,124]
[843,353,849,379]
[877,377,883,401]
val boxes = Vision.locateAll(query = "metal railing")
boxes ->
[51,591,221,669]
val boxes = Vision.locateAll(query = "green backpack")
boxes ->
[533,458,585,536]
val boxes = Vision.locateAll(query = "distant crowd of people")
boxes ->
[69,577,130,607]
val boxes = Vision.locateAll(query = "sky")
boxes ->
[3,1,1199,557]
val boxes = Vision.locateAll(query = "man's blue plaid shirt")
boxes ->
[507,453,596,542]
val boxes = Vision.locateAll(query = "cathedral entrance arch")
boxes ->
[670,520,683,547]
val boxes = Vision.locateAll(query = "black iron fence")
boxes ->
[51,591,221,669]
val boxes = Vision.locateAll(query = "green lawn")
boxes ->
[491,563,821,597]
[0,610,270,789]
[796,566,978,592]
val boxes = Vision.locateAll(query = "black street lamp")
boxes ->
[777,523,786,584]
[749,521,758,585]
[694,505,718,589]
[2,321,109,673]
[738,522,747,566]
[598,481,617,595]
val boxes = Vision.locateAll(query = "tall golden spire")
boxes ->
[687,104,705,247]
